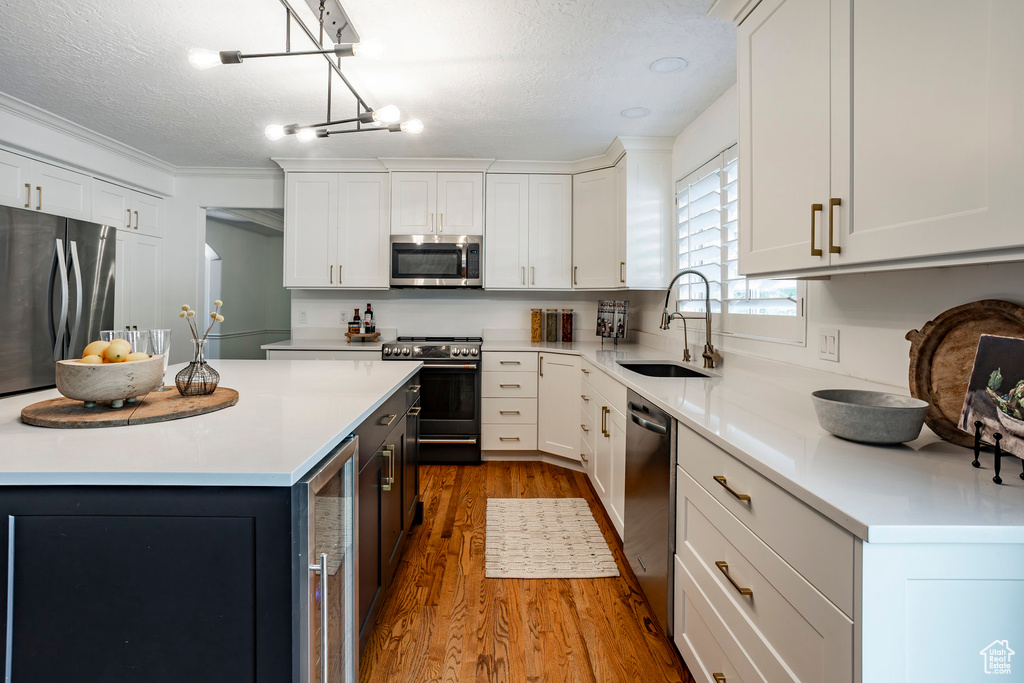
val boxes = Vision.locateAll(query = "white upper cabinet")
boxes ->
[93,179,162,237]
[391,171,482,235]
[485,174,572,290]
[114,230,163,332]
[436,172,484,235]
[284,172,390,289]
[0,149,92,220]
[739,0,1024,277]
[572,167,620,289]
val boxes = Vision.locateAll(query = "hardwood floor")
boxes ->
[360,462,694,682]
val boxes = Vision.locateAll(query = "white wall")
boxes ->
[647,84,1024,389]
[204,217,290,359]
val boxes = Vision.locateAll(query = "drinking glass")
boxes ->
[123,329,149,356]
[99,329,126,342]
[148,329,172,391]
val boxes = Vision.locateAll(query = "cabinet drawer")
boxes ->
[678,427,854,616]
[582,368,626,414]
[353,379,414,470]
[482,424,538,450]
[482,398,537,424]
[674,555,764,683]
[677,468,853,683]
[483,351,537,372]
[482,371,538,398]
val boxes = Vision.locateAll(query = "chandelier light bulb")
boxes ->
[373,105,401,124]
[352,40,384,59]
[265,125,286,141]
[296,128,318,142]
[188,48,223,70]
[400,119,424,134]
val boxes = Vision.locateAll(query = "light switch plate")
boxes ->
[819,328,839,362]
[298,310,308,325]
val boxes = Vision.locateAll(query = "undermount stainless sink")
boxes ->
[616,361,711,378]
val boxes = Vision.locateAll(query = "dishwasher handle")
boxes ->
[627,402,668,435]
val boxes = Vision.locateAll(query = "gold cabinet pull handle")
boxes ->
[439,212,443,233]
[330,264,334,284]
[134,210,139,230]
[573,266,578,286]
[531,266,535,285]
[499,360,520,365]
[539,354,544,377]
[580,453,588,462]
[620,261,625,283]
[338,264,342,284]
[126,208,132,229]
[499,383,521,389]
[810,203,823,257]
[581,394,590,402]
[430,212,434,233]
[521,266,525,285]
[24,183,30,208]
[408,406,422,416]
[581,424,589,433]
[715,561,753,597]
[713,675,727,683]
[408,384,421,393]
[713,475,751,502]
[581,368,590,375]
[828,197,841,254]
[36,186,42,211]
[379,413,397,427]
[601,406,609,437]
[499,436,520,441]
[499,410,520,415]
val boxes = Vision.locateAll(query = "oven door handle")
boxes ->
[421,364,478,369]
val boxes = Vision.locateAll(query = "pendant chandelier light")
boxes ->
[189,0,422,141]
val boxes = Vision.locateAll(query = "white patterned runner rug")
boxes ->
[485,498,620,579]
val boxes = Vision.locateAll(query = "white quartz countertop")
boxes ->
[482,340,1024,544]
[261,337,395,352]
[0,359,421,487]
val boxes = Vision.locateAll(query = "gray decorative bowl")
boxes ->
[811,389,929,444]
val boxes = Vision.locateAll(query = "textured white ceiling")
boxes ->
[0,0,736,168]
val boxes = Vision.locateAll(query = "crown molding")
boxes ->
[177,166,284,179]
[378,157,495,172]
[0,91,177,177]
[272,157,388,172]
[486,159,578,174]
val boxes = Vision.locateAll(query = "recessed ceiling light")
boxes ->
[650,57,688,74]
[620,107,651,119]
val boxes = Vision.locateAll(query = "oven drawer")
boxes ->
[483,351,538,373]
[482,398,537,424]
[482,371,538,398]
[482,424,538,450]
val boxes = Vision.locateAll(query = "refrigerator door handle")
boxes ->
[68,240,84,355]
[47,239,69,361]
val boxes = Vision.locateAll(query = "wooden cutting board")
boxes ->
[21,387,239,429]
[906,300,1024,448]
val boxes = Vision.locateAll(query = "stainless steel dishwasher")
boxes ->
[624,390,676,636]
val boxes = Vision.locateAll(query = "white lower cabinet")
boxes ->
[482,352,538,451]
[581,364,626,537]
[114,230,163,331]
[537,353,581,459]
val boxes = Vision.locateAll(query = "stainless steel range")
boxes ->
[382,337,482,464]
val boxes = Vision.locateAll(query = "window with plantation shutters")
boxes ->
[676,144,806,344]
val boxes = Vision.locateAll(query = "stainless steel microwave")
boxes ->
[390,235,482,288]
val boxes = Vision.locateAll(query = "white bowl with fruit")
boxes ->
[55,339,164,408]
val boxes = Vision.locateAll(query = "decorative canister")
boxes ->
[561,309,574,343]
[545,309,559,342]
[175,339,220,396]
[530,308,543,342]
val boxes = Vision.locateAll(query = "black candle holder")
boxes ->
[972,421,1024,485]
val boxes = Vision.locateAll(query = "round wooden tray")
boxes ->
[906,300,1024,448]
[21,387,239,429]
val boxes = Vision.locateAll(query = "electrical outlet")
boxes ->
[298,310,308,325]
[819,328,840,362]
[340,311,347,325]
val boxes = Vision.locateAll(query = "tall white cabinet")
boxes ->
[114,230,163,331]
[484,174,572,290]
[390,172,483,235]
[283,172,390,289]
[739,0,1024,277]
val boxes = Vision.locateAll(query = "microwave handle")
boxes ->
[462,244,467,279]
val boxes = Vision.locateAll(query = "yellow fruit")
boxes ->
[79,355,103,364]
[82,340,110,358]
[103,342,131,363]
[125,352,150,362]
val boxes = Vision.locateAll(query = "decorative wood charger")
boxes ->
[21,387,239,429]
[906,300,1024,448]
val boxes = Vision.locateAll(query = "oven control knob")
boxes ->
[461,347,470,356]
[383,347,392,356]
[402,347,411,357]
[452,348,461,357]
[469,348,479,357]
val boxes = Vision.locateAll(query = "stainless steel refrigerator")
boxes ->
[0,206,116,396]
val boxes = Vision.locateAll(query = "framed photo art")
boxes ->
[597,300,628,341]
[959,334,1024,458]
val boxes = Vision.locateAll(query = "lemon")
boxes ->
[79,354,103,364]
[104,341,131,363]
[125,352,150,362]
[82,340,110,358]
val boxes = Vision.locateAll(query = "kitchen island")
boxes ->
[0,359,422,683]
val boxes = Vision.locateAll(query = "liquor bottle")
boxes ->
[352,309,362,334]
[364,303,374,333]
